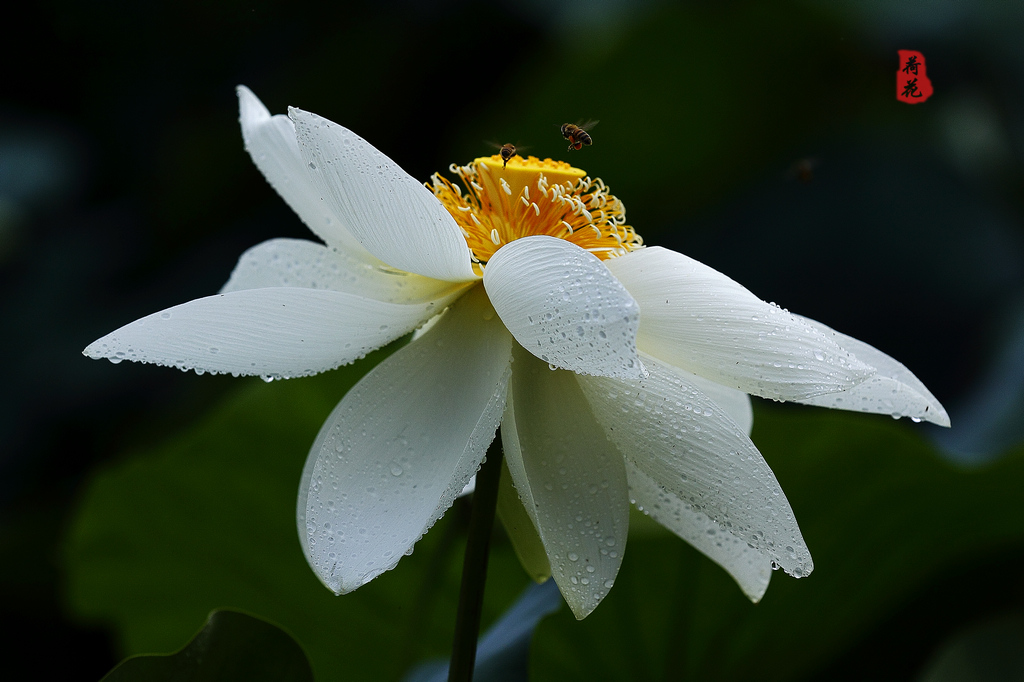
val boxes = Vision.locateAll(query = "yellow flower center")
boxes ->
[429,154,643,276]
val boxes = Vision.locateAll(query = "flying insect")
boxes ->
[499,143,517,168]
[487,141,527,168]
[560,120,598,151]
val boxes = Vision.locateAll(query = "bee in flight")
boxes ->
[488,141,527,169]
[499,143,517,168]
[560,120,598,151]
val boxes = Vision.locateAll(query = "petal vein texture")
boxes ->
[289,107,476,283]
[495,457,552,583]
[83,288,446,379]
[485,236,645,380]
[237,86,377,260]
[607,247,875,400]
[678,368,755,436]
[502,346,630,619]
[578,354,813,579]
[220,237,468,305]
[791,315,950,426]
[297,285,513,593]
[625,461,771,601]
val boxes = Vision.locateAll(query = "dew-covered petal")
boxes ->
[499,385,540,544]
[644,358,754,436]
[683,370,754,436]
[791,315,950,427]
[606,247,874,401]
[220,237,468,304]
[501,345,630,619]
[297,285,513,594]
[237,86,376,259]
[83,287,446,379]
[578,353,812,579]
[496,457,552,583]
[289,107,476,283]
[626,461,771,602]
[484,236,645,381]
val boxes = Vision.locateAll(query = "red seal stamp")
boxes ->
[897,50,933,103]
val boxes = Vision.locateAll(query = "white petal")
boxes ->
[458,477,476,498]
[83,288,446,379]
[297,284,513,594]
[681,370,754,436]
[499,392,540,533]
[792,315,951,427]
[500,388,559,582]
[606,247,874,401]
[496,456,552,583]
[501,346,630,619]
[577,353,812,579]
[626,461,771,602]
[237,86,376,259]
[484,236,645,380]
[289,107,476,282]
[220,237,469,304]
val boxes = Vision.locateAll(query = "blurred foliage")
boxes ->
[101,609,313,682]
[917,611,1024,682]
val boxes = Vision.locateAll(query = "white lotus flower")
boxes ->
[84,86,949,619]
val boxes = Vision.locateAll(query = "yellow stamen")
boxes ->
[429,154,643,276]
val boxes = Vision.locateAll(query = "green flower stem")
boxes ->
[448,432,504,682]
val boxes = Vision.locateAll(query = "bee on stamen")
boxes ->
[487,141,527,169]
[560,120,598,151]
[499,143,516,168]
